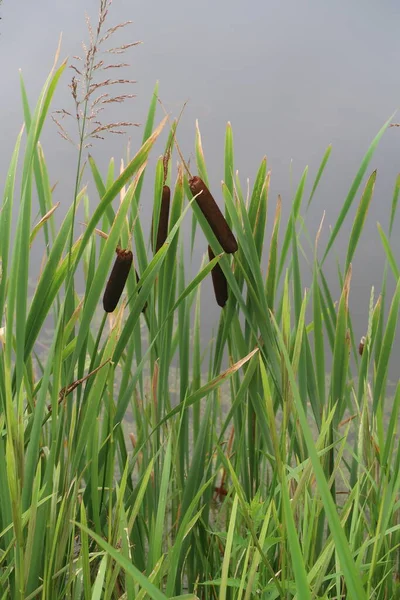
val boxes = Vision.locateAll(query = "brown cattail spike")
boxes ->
[103,247,133,313]
[208,246,228,307]
[189,176,238,254]
[151,185,171,253]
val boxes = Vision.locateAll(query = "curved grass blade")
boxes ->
[0,127,24,319]
[24,193,84,359]
[373,278,400,413]
[265,195,281,311]
[322,114,394,262]
[306,144,332,210]
[281,467,312,599]
[248,156,267,231]
[8,57,66,393]
[377,223,399,280]
[345,170,376,272]
[331,265,351,412]
[195,119,210,187]
[312,257,326,410]
[250,163,269,259]
[219,495,239,600]
[389,173,400,236]
[88,154,115,225]
[278,167,308,280]
[153,348,258,428]
[74,523,168,600]
[224,121,235,197]
[133,81,159,202]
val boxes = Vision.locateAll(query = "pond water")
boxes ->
[1,0,399,383]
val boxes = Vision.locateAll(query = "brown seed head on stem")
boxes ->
[190,177,238,254]
[151,185,171,254]
[103,247,133,312]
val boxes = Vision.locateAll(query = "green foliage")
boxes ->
[0,41,399,600]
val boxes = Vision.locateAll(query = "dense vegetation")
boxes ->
[0,5,399,599]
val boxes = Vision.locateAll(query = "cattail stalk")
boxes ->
[189,176,238,254]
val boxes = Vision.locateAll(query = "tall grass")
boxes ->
[0,23,399,600]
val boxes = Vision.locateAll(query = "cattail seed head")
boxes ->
[103,247,133,312]
[208,246,228,307]
[189,176,238,254]
[151,185,171,253]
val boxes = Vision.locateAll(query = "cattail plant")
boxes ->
[208,245,228,307]
[103,247,133,312]
[189,176,238,254]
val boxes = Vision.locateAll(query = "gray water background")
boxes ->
[1,0,399,383]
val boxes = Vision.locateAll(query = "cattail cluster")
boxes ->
[149,172,238,308]
[189,176,238,307]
